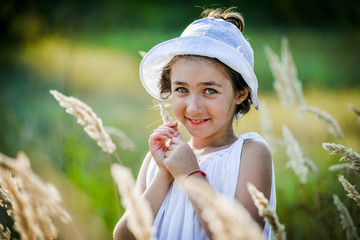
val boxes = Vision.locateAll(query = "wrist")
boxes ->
[184,170,206,181]
[157,168,174,183]
[187,170,206,178]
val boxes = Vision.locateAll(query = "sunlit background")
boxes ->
[1,0,359,239]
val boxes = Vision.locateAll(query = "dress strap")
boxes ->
[221,137,244,198]
[239,132,268,144]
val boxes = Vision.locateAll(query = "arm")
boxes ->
[164,136,216,238]
[235,139,273,229]
[113,122,179,240]
[113,152,174,240]
[184,173,217,238]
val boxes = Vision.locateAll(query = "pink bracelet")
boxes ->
[185,170,206,179]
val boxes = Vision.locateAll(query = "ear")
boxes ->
[235,87,249,105]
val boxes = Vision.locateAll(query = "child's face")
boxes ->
[170,58,245,140]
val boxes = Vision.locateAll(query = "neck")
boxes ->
[189,127,238,155]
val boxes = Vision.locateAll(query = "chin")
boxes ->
[186,129,213,139]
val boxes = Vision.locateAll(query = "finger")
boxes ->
[156,124,178,135]
[160,121,178,129]
[156,127,177,137]
[168,144,176,151]
[150,129,175,140]
[175,130,183,139]
[170,135,184,144]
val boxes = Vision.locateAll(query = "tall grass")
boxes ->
[111,164,155,240]
[182,178,263,240]
[247,183,286,240]
[0,152,71,239]
[1,29,359,239]
[265,38,360,240]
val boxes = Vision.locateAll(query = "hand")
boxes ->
[164,135,200,180]
[148,121,179,170]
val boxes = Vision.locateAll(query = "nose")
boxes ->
[186,94,203,115]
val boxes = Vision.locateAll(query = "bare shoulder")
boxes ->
[135,152,152,194]
[235,138,273,228]
[235,138,273,202]
[242,138,272,166]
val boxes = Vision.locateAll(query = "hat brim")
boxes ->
[140,35,259,110]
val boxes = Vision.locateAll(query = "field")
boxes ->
[0,27,359,239]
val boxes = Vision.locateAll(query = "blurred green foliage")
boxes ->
[1,0,359,42]
[0,1,360,239]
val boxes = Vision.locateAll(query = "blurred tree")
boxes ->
[1,0,359,46]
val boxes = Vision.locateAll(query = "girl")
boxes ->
[114,8,276,240]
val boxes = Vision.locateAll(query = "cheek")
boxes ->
[216,98,237,119]
[171,98,184,117]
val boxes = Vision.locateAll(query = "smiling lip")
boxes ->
[187,118,209,126]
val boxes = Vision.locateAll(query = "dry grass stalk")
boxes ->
[333,194,359,240]
[264,46,292,110]
[300,105,343,139]
[322,143,360,172]
[247,183,286,240]
[159,101,172,124]
[0,224,11,240]
[111,164,155,240]
[182,178,263,240]
[104,126,136,151]
[329,163,351,171]
[50,89,116,153]
[338,175,360,207]
[259,101,277,154]
[280,38,306,108]
[0,186,14,216]
[348,104,360,122]
[264,38,305,111]
[0,170,36,240]
[282,125,317,183]
[304,158,319,175]
[0,152,71,240]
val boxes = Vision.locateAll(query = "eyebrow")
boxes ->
[173,81,223,88]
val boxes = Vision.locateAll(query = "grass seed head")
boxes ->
[247,183,286,240]
[182,178,263,240]
[105,126,136,151]
[265,38,305,111]
[333,194,359,240]
[0,224,11,240]
[301,106,343,139]
[282,125,315,183]
[323,143,360,172]
[338,175,360,207]
[50,89,116,153]
[111,164,155,240]
[0,152,71,240]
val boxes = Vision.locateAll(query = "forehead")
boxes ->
[173,55,228,70]
[170,56,232,82]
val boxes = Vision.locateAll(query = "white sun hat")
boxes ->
[139,17,259,110]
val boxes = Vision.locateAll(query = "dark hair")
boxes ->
[159,8,251,116]
[201,7,245,32]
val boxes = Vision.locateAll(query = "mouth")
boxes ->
[186,118,210,126]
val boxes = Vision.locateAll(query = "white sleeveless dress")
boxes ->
[146,132,276,240]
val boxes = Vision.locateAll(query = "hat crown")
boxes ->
[181,17,254,68]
